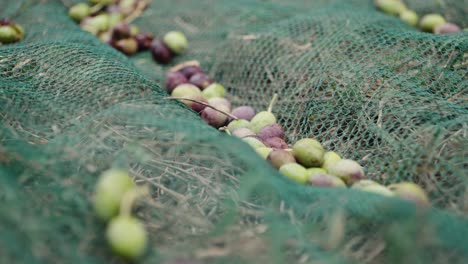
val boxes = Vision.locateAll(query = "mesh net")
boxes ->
[1,0,467,263]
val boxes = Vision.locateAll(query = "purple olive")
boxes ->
[150,39,173,64]
[165,71,188,93]
[112,23,131,40]
[257,124,285,141]
[135,33,153,51]
[263,137,288,149]
[0,18,11,26]
[179,65,204,79]
[201,106,229,128]
[189,72,212,89]
[434,23,462,34]
[230,106,255,121]
[308,173,346,188]
[267,149,296,169]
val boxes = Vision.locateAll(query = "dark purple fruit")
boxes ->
[257,124,285,141]
[263,137,288,149]
[201,105,230,128]
[135,33,153,50]
[267,149,296,169]
[150,39,173,64]
[113,38,138,55]
[179,65,203,79]
[230,106,255,121]
[166,71,188,93]
[189,72,212,89]
[0,18,11,26]
[112,23,131,40]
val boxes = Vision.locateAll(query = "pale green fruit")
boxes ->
[360,184,394,197]
[376,0,407,16]
[309,173,346,188]
[248,111,276,133]
[107,216,147,259]
[108,13,124,28]
[388,182,429,206]
[227,119,249,132]
[279,163,309,184]
[243,137,266,149]
[81,14,110,34]
[307,168,327,177]
[202,83,226,99]
[292,138,324,168]
[171,83,202,97]
[0,26,18,43]
[255,147,273,159]
[351,179,379,189]
[399,10,418,27]
[93,169,135,221]
[327,159,364,185]
[171,84,207,112]
[118,0,136,15]
[208,97,231,111]
[11,23,25,39]
[321,151,341,171]
[231,127,256,138]
[419,14,446,32]
[68,3,91,22]
[163,31,188,55]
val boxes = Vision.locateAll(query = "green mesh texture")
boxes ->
[1,0,467,263]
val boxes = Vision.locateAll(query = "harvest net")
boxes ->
[1,0,467,263]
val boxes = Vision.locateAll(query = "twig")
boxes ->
[168,60,200,73]
[90,3,105,14]
[267,93,278,113]
[119,186,150,216]
[164,97,238,120]
[123,0,150,24]
[218,126,232,135]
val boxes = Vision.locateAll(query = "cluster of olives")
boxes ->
[0,18,25,45]
[165,61,430,207]
[68,0,188,61]
[165,61,235,127]
[375,0,462,34]
[93,169,148,260]
[235,118,429,207]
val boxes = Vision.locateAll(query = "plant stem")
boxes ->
[123,0,150,24]
[219,126,232,135]
[164,97,239,120]
[90,3,105,14]
[119,186,149,217]
[267,93,278,113]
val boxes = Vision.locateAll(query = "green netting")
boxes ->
[1,0,467,263]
